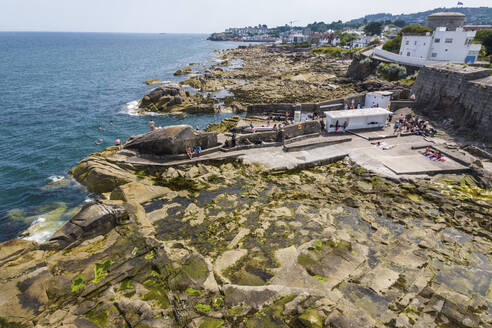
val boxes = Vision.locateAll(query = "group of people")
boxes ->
[94,121,118,145]
[186,145,202,160]
[423,147,446,162]
[344,103,362,110]
[392,114,437,137]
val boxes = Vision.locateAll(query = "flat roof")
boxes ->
[325,107,391,119]
[367,91,393,96]
[428,12,465,17]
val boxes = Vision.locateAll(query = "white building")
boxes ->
[399,27,481,64]
[286,33,308,44]
[365,91,393,109]
[352,35,379,49]
[324,108,390,133]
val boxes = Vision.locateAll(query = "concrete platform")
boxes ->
[283,136,352,152]
[380,155,469,175]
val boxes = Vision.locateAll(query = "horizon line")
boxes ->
[0,30,213,35]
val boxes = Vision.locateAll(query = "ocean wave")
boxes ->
[121,100,140,116]
[48,175,65,183]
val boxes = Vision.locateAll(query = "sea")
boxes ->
[0,32,248,243]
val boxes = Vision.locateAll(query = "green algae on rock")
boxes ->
[0,157,491,327]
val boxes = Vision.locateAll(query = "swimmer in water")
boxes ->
[94,138,103,145]
[115,138,121,146]
[109,121,113,126]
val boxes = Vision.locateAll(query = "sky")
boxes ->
[0,0,490,33]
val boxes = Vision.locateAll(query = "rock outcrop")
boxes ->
[124,125,218,156]
[43,201,129,250]
[138,84,214,114]
[346,53,378,81]
[412,63,492,142]
[70,153,136,193]
[0,159,491,327]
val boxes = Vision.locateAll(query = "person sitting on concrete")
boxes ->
[231,133,236,147]
[393,123,400,135]
[424,147,435,157]
[195,145,202,157]
[186,146,193,160]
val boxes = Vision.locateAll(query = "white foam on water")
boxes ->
[22,216,65,243]
[121,100,140,116]
[48,175,65,183]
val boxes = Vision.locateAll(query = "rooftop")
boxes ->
[426,63,491,75]
[325,108,390,119]
[428,12,465,17]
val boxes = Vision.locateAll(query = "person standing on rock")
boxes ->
[149,120,155,131]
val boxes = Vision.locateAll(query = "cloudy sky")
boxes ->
[0,0,490,33]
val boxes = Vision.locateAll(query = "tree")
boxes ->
[394,19,407,28]
[364,22,383,36]
[377,63,407,81]
[400,25,433,35]
[383,36,402,53]
[475,30,492,56]
[382,25,433,53]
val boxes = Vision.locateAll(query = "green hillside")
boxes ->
[347,7,492,25]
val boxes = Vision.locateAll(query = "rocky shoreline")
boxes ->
[136,45,406,116]
[0,45,491,328]
[0,133,491,327]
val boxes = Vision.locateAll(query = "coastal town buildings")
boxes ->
[398,12,482,64]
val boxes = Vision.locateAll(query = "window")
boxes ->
[407,52,411,56]
[405,40,409,45]
[465,38,473,46]
[445,38,453,43]
[434,38,440,43]
[414,41,417,45]
[431,53,437,58]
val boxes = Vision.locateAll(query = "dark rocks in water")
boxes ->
[124,125,218,156]
[139,84,183,108]
[43,201,129,250]
[70,154,136,194]
[138,84,215,114]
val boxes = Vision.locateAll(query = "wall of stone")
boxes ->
[283,120,321,139]
[236,131,280,145]
[235,120,322,145]
[247,94,366,116]
[411,64,492,142]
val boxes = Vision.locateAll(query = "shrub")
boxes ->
[382,36,402,53]
[377,63,407,81]
[382,25,432,54]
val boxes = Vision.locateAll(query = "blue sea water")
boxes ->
[0,32,246,243]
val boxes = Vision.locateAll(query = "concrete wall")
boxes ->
[283,120,321,139]
[236,131,279,145]
[375,47,438,67]
[411,64,492,141]
[390,100,414,111]
[235,120,321,145]
[247,94,366,116]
